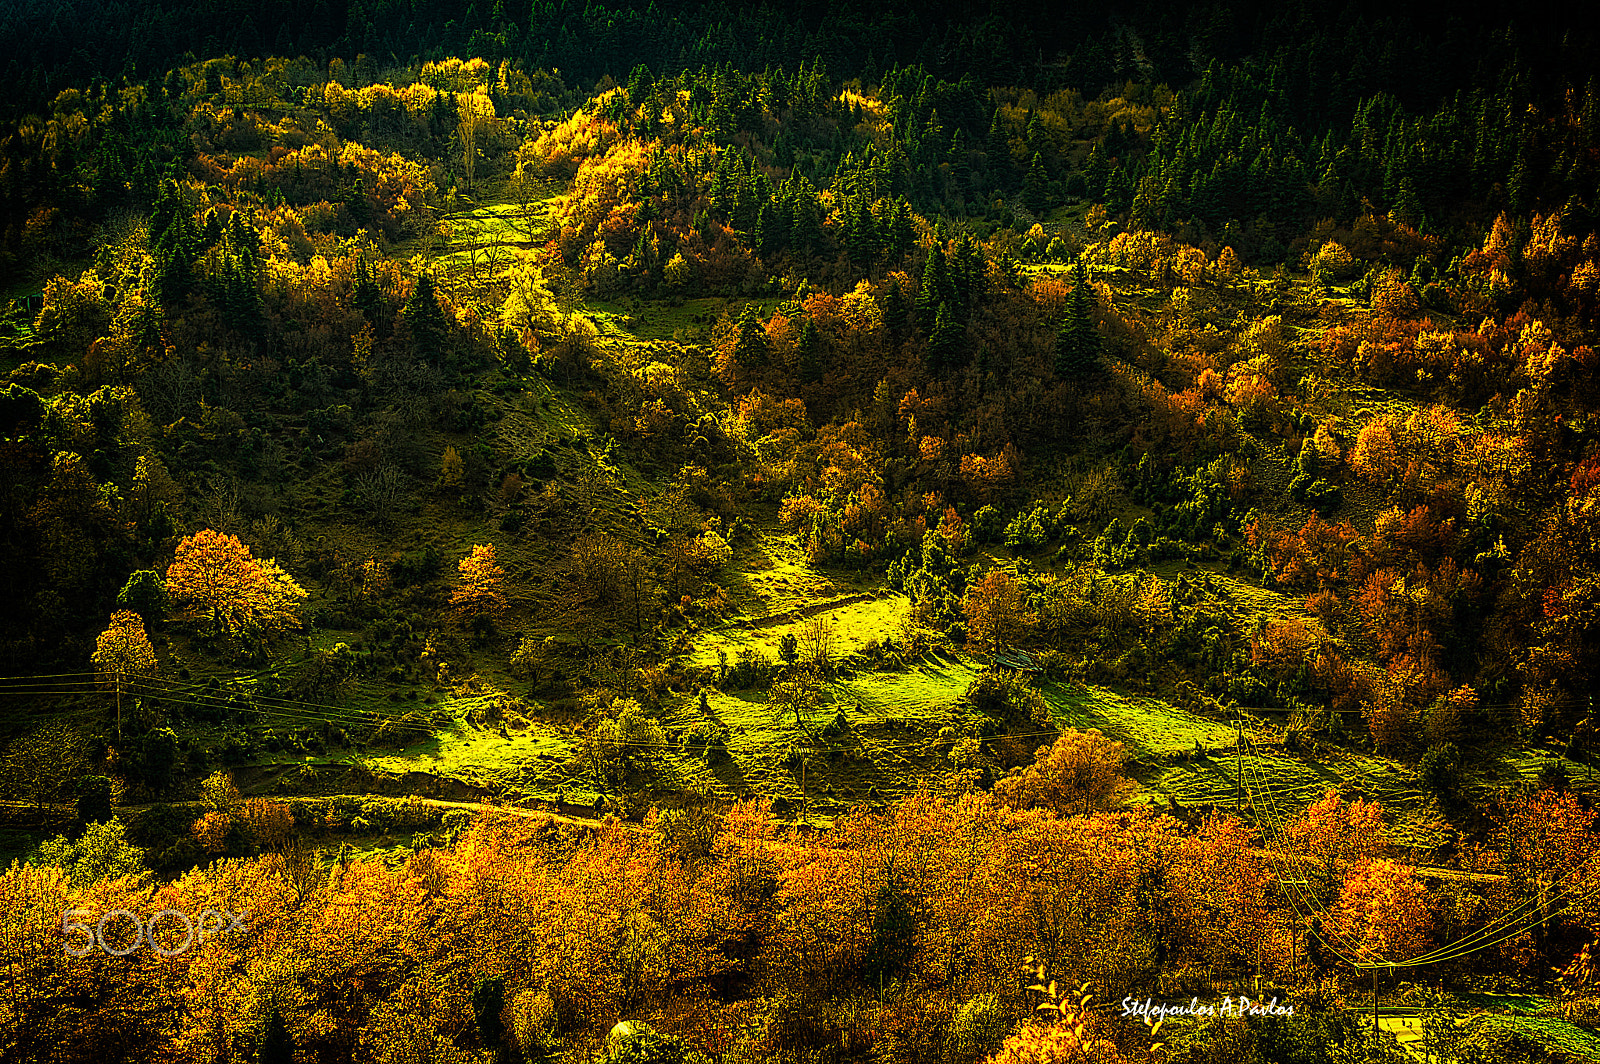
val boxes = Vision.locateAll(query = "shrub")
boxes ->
[947,993,1010,1060]
[963,670,1052,731]
[1419,743,1461,804]
[972,505,1005,544]
[512,989,560,1055]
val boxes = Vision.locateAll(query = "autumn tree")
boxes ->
[565,533,651,630]
[456,90,491,189]
[796,614,836,675]
[1495,789,1600,942]
[992,728,1135,815]
[1280,789,1389,904]
[583,698,667,786]
[964,569,1035,654]
[450,544,509,627]
[32,818,146,887]
[1325,858,1432,963]
[91,610,157,740]
[0,723,89,810]
[166,529,307,636]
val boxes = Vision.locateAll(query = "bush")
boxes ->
[972,505,1005,544]
[392,545,442,586]
[723,646,775,690]
[1004,506,1054,550]
[75,775,113,825]
[947,994,1010,1061]
[1419,742,1461,803]
[604,1021,710,1064]
[963,670,1051,731]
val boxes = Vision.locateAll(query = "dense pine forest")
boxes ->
[2,3,1600,1062]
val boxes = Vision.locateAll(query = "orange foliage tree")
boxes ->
[165,529,306,635]
[1279,789,1388,905]
[963,569,1035,654]
[1325,858,1432,963]
[1494,789,1600,931]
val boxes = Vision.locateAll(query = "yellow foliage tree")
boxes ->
[91,610,157,739]
[165,529,306,635]
[450,543,508,622]
[992,728,1135,816]
[1350,418,1399,481]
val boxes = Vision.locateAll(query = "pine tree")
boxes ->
[709,151,735,216]
[927,301,961,368]
[733,303,771,368]
[1083,143,1109,201]
[881,275,909,341]
[402,273,448,361]
[796,315,823,382]
[987,109,1015,191]
[1023,153,1051,213]
[885,198,915,258]
[952,235,986,312]
[789,179,822,256]
[916,243,949,329]
[1055,261,1102,379]
[151,178,200,307]
[1105,165,1135,214]
[1390,177,1424,229]
[353,257,382,324]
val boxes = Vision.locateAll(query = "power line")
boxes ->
[1236,723,1600,973]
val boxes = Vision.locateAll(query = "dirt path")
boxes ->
[724,588,893,631]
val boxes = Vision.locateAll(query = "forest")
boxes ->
[1,2,1599,1062]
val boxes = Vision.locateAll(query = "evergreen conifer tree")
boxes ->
[733,304,771,368]
[797,315,823,381]
[402,273,448,360]
[1055,261,1102,379]
[916,243,949,329]
[881,275,908,341]
[1083,142,1109,200]
[927,301,961,368]
[1023,153,1051,213]
[987,109,1015,191]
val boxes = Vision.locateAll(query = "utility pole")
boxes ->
[1236,712,1245,806]
[1372,966,1379,1043]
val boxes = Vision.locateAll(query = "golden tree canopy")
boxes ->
[992,728,1135,816]
[450,543,508,619]
[165,529,307,635]
[90,610,157,683]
